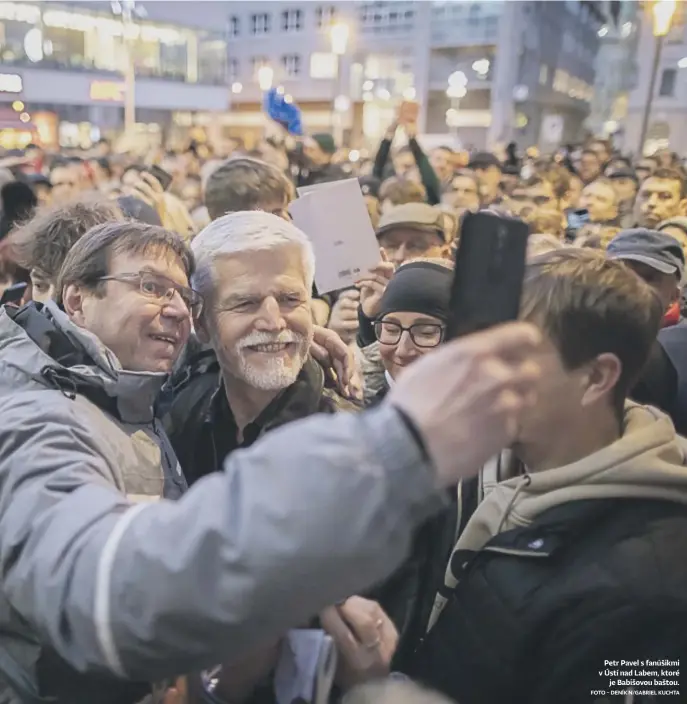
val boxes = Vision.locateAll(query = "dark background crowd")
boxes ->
[0,104,686,704]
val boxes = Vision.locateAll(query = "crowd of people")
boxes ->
[0,112,686,704]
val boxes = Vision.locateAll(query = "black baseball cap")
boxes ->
[607,228,685,279]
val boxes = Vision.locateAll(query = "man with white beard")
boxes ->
[165,210,359,483]
[164,212,396,699]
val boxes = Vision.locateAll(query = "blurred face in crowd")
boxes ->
[199,245,313,392]
[563,174,584,210]
[634,177,687,229]
[34,183,52,208]
[65,250,192,373]
[579,181,618,223]
[610,176,638,204]
[622,262,679,312]
[578,152,602,184]
[377,227,449,267]
[589,141,611,166]
[499,172,520,196]
[50,165,81,203]
[442,174,480,212]
[473,165,502,203]
[377,311,445,380]
[393,150,416,179]
[181,179,202,212]
[660,225,687,257]
[635,159,657,183]
[526,179,558,210]
[303,139,331,167]
[430,149,453,182]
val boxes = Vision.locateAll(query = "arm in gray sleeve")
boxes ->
[0,399,443,683]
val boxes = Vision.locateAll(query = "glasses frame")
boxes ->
[97,271,204,318]
[374,319,445,348]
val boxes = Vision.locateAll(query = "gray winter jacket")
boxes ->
[0,303,443,703]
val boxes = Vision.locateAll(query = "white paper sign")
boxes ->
[290,178,380,294]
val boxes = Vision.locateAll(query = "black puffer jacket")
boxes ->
[404,497,687,704]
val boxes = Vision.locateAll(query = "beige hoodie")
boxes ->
[428,402,687,630]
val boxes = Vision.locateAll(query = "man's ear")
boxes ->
[580,353,622,409]
[195,312,211,344]
[62,284,87,327]
[679,198,687,216]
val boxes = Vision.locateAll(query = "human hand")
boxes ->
[320,597,398,690]
[311,325,356,397]
[388,322,542,487]
[327,290,360,345]
[355,253,395,320]
[404,119,418,140]
[161,678,188,704]
[125,171,167,223]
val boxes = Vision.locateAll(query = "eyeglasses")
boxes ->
[98,271,203,318]
[374,320,445,348]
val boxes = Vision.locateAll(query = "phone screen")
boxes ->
[0,282,27,306]
[564,208,590,243]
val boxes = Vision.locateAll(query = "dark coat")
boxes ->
[631,323,687,435]
[403,496,687,704]
[164,351,359,485]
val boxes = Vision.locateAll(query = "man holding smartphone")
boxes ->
[401,249,687,704]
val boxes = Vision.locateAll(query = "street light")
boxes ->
[258,66,274,91]
[330,22,350,56]
[329,21,350,146]
[638,0,677,154]
[446,71,468,141]
[112,0,145,137]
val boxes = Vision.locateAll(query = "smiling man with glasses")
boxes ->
[0,216,545,704]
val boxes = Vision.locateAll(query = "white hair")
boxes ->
[191,210,316,300]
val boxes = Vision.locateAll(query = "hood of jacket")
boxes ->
[0,301,166,424]
[428,402,687,630]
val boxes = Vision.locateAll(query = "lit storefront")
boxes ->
[0,1,229,147]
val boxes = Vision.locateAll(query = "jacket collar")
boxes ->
[207,356,326,439]
[2,301,166,424]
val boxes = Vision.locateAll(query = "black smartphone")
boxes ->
[564,208,590,243]
[0,282,27,306]
[446,211,530,340]
[145,165,173,191]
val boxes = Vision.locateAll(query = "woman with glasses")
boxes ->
[357,259,452,405]
[355,259,456,671]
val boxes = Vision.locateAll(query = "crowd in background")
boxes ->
[0,107,686,704]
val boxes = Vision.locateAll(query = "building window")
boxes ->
[252,56,270,78]
[316,5,337,28]
[659,68,677,97]
[229,15,240,37]
[281,9,303,32]
[281,53,302,77]
[228,57,239,81]
[310,51,338,78]
[251,13,271,35]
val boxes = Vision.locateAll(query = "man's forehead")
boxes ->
[110,249,189,284]
[643,178,681,195]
